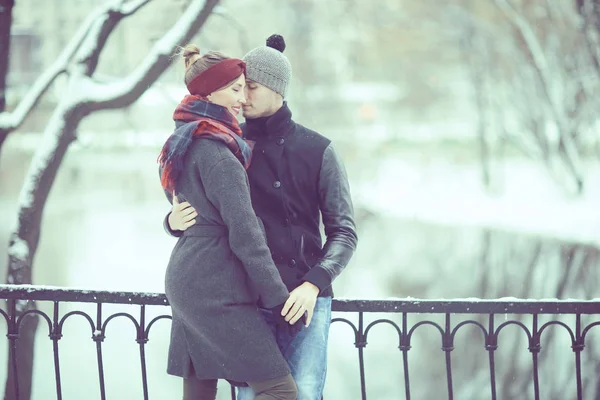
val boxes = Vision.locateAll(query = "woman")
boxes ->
[158,45,298,400]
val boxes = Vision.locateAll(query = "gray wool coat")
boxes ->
[162,138,291,383]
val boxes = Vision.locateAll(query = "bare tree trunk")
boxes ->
[2,0,220,398]
[478,230,491,297]
[577,0,600,75]
[4,105,81,400]
[495,0,585,193]
[460,9,492,189]
[0,0,14,155]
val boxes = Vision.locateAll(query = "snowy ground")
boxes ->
[351,151,600,247]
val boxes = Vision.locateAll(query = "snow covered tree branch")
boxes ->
[0,0,151,133]
[80,0,218,110]
[119,0,153,16]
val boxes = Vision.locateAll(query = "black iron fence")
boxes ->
[0,285,599,400]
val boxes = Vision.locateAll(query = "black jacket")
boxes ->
[165,103,357,297]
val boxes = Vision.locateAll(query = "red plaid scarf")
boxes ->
[158,95,252,192]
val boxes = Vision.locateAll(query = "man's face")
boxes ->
[242,80,283,119]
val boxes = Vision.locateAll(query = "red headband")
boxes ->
[186,58,246,96]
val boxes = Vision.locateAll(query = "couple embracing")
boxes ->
[158,34,357,400]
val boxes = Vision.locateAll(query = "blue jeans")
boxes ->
[237,296,332,400]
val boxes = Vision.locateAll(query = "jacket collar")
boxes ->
[244,102,294,139]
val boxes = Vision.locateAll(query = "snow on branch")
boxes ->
[0,1,121,131]
[118,0,153,16]
[0,0,158,132]
[81,0,218,110]
[7,237,29,262]
[73,0,157,76]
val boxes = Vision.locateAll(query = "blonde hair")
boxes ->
[181,44,229,85]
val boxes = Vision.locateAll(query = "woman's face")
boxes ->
[206,74,247,117]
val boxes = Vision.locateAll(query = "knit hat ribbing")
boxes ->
[243,34,292,98]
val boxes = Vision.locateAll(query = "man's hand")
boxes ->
[281,281,320,327]
[168,193,198,231]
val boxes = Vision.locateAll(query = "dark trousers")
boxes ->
[183,363,297,400]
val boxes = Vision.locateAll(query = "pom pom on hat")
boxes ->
[266,34,286,53]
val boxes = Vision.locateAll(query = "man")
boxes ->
[165,34,357,400]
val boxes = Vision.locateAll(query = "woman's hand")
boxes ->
[168,193,198,231]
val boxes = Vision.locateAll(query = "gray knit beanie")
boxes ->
[243,34,292,98]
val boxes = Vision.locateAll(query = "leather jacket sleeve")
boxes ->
[302,144,358,292]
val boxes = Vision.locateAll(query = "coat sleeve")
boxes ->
[302,144,358,293]
[201,156,290,308]
[159,166,183,237]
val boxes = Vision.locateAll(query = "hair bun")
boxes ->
[182,44,201,69]
[266,34,286,53]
